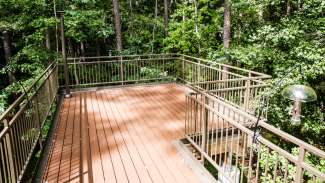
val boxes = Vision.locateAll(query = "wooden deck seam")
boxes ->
[131,86,199,183]
[43,84,204,183]
[52,98,71,182]
[115,88,174,183]
[88,92,106,182]
[98,91,146,183]
[121,87,186,183]
[68,94,77,181]
[101,90,156,183]
[102,89,167,183]
[94,91,123,183]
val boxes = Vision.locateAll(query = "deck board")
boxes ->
[43,84,202,183]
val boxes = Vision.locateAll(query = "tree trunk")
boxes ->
[194,0,199,33]
[223,0,231,49]
[112,0,123,52]
[236,13,242,44]
[128,0,133,37]
[286,0,291,16]
[152,0,158,53]
[3,30,15,83]
[164,0,169,36]
[222,0,231,82]
[80,41,85,61]
[46,28,51,50]
[53,0,59,52]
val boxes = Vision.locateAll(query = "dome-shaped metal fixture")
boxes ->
[282,84,317,102]
[281,84,317,125]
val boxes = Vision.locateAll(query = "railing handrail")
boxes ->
[66,53,177,61]
[177,53,272,78]
[0,62,57,122]
[186,90,325,181]
[0,62,59,182]
[63,57,176,65]
[259,120,325,159]
[66,53,271,79]
[188,91,325,159]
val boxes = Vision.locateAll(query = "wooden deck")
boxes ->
[42,84,204,183]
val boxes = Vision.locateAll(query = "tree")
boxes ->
[112,0,123,51]
[286,0,291,16]
[2,30,15,83]
[223,0,231,49]
[164,0,169,36]
[45,28,51,50]
[152,0,158,53]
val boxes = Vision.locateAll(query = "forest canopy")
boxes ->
[0,0,324,148]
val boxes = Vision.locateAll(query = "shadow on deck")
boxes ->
[42,84,209,183]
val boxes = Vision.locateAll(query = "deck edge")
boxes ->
[173,139,218,183]
[34,95,64,183]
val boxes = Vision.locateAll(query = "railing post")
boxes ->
[295,146,305,183]
[218,65,222,89]
[244,72,251,111]
[48,71,53,103]
[34,86,43,150]
[120,56,124,85]
[182,56,185,81]
[3,119,16,183]
[201,95,209,163]
[59,11,71,98]
[197,60,201,84]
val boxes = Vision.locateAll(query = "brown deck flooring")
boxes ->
[42,84,202,183]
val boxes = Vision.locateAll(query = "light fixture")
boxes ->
[282,84,317,125]
[252,65,318,143]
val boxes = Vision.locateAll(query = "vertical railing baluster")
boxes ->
[201,95,209,163]
[33,86,43,150]
[244,72,252,111]
[182,57,185,81]
[120,56,124,85]
[295,146,305,183]
[4,119,16,183]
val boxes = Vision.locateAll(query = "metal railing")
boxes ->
[178,54,270,115]
[60,54,179,87]
[60,54,270,114]
[185,91,325,183]
[0,63,58,182]
[6,53,323,182]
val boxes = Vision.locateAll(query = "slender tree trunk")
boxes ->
[194,0,199,34]
[80,41,85,61]
[223,0,231,49]
[222,0,231,83]
[236,13,242,44]
[112,0,123,52]
[46,28,51,50]
[67,39,74,57]
[286,0,291,16]
[194,0,201,56]
[164,0,169,36]
[152,0,158,53]
[3,30,15,83]
[53,0,59,52]
[182,9,185,22]
[128,0,133,37]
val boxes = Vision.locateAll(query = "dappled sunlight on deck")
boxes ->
[42,84,202,183]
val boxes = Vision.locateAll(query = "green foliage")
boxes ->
[258,146,325,182]
[0,0,324,152]
[65,9,113,42]
[166,0,325,149]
